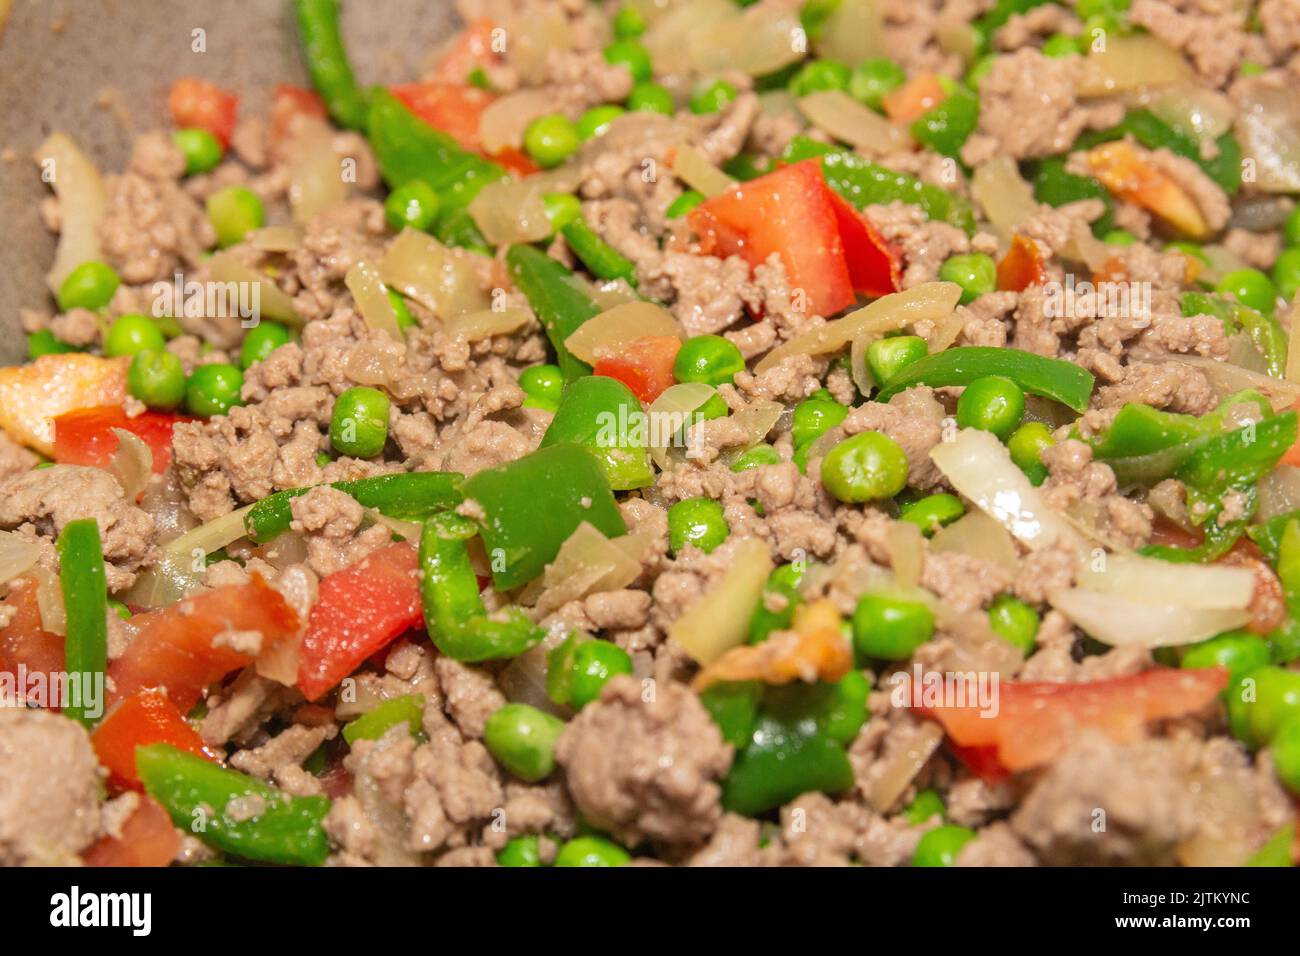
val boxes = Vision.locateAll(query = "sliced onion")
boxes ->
[1198,243,1250,286]
[1077,34,1194,97]
[380,228,489,319]
[504,7,572,85]
[930,509,1019,571]
[534,522,647,615]
[208,252,301,326]
[671,144,735,198]
[122,504,254,608]
[480,88,556,154]
[717,399,783,465]
[814,0,886,66]
[443,305,533,341]
[1051,587,1249,648]
[1077,551,1255,609]
[755,282,963,374]
[565,301,684,365]
[644,0,736,77]
[366,510,423,543]
[971,156,1041,242]
[669,537,773,665]
[107,428,152,500]
[798,90,910,154]
[468,176,554,246]
[1235,84,1300,194]
[1143,353,1300,411]
[0,531,41,586]
[573,273,640,311]
[1258,465,1300,520]
[886,520,925,589]
[1146,84,1234,143]
[34,133,106,294]
[286,118,347,225]
[867,720,943,815]
[930,429,1081,553]
[32,564,65,636]
[690,3,804,76]
[249,225,303,252]
[139,470,197,547]
[935,12,978,62]
[1228,196,1294,233]
[923,308,969,354]
[345,260,403,341]
[849,333,876,396]
[647,382,715,469]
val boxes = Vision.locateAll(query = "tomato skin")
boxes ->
[107,576,300,712]
[168,77,239,147]
[434,17,500,83]
[53,406,188,474]
[82,796,181,867]
[297,543,423,702]
[592,336,682,404]
[828,191,901,298]
[882,73,945,124]
[0,580,65,696]
[690,160,855,318]
[270,83,328,144]
[390,80,538,175]
[92,688,215,791]
[996,234,1046,292]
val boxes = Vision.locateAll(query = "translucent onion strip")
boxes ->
[286,118,348,225]
[0,531,42,586]
[669,537,774,665]
[107,428,153,500]
[345,260,403,341]
[442,306,534,341]
[380,228,490,319]
[208,252,302,326]
[565,301,684,365]
[34,133,106,294]
[671,144,736,198]
[647,382,715,469]
[122,504,255,608]
[798,90,911,154]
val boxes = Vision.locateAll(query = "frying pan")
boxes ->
[0,0,458,361]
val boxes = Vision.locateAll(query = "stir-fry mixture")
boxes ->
[5,0,1300,869]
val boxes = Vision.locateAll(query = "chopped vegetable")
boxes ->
[92,688,214,790]
[694,598,851,690]
[342,694,425,745]
[506,244,602,381]
[56,518,107,726]
[53,406,185,474]
[541,375,653,490]
[877,346,1095,413]
[0,354,128,456]
[592,335,682,404]
[34,134,107,294]
[167,77,238,147]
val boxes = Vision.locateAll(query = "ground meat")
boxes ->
[0,709,101,865]
[866,202,970,288]
[1130,0,1263,88]
[838,386,947,490]
[957,822,1038,867]
[554,675,732,847]
[1041,439,1154,548]
[434,657,507,740]
[289,485,391,578]
[1223,226,1282,270]
[1093,360,1219,415]
[229,723,335,797]
[0,431,37,481]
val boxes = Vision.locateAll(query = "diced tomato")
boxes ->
[83,796,181,868]
[690,160,856,318]
[0,353,128,456]
[270,83,328,144]
[491,147,540,177]
[107,576,300,712]
[297,543,423,702]
[996,234,1046,292]
[916,667,1228,772]
[92,688,215,791]
[593,335,682,404]
[0,580,65,697]
[882,73,946,124]
[53,406,188,475]
[828,191,901,298]
[946,741,1011,786]
[168,77,239,148]
[392,80,495,153]
[433,17,501,83]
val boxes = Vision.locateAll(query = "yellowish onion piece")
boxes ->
[32,564,66,636]
[644,0,736,76]
[380,228,490,319]
[479,88,556,154]
[122,504,254,608]
[208,252,302,326]
[497,637,570,717]
[797,90,911,154]
[1198,243,1250,286]
[1077,551,1255,610]
[286,117,347,225]
[868,720,944,814]
[255,566,309,686]
[1050,587,1249,648]
[345,260,403,341]
[107,428,153,500]
[717,399,784,464]
[1234,84,1300,194]
[0,531,42,586]
[755,281,963,374]
[1144,353,1300,412]
[1258,465,1300,520]
[813,0,886,65]
[693,597,852,690]
[849,333,876,396]
[34,133,106,294]
[1145,84,1234,142]
[671,537,774,666]
[647,382,716,469]
[366,510,423,543]
[248,225,303,252]
[930,509,1020,571]
[564,301,684,365]
[970,155,1041,242]
[690,2,804,76]
[671,144,736,198]
[922,307,969,353]
[935,11,978,62]
[468,175,555,246]
[1077,33,1194,97]
[443,305,534,342]
[886,520,925,589]
[534,522,648,615]
[504,8,572,85]
[576,274,641,311]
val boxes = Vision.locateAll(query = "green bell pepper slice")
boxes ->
[1266,519,1300,664]
[747,563,806,645]
[541,375,654,490]
[137,743,331,866]
[698,680,764,749]
[561,218,639,287]
[56,518,107,727]
[910,85,979,159]
[875,346,1095,413]
[505,244,603,381]
[762,672,871,746]
[1246,823,1296,866]
[1028,156,1114,237]
[722,713,855,816]
[1248,510,1300,565]
[294,0,368,130]
[342,693,425,745]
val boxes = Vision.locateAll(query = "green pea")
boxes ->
[1182,631,1271,688]
[1041,33,1082,58]
[107,597,132,621]
[957,375,1025,441]
[104,314,166,358]
[603,39,653,83]
[1102,229,1137,246]
[1007,420,1054,484]
[938,252,997,305]
[384,180,441,233]
[569,640,634,710]
[57,261,121,312]
[466,67,492,91]
[554,835,629,867]
[387,290,416,331]
[820,432,909,503]
[866,335,927,385]
[1272,248,1300,304]
[1285,206,1300,247]
[665,190,706,220]
[668,497,730,555]
[26,329,79,359]
[674,334,746,387]
[172,128,224,175]
[690,79,738,115]
[696,393,729,421]
[184,363,244,417]
[913,824,976,867]
[904,789,946,826]
[852,592,935,660]
[988,594,1040,657]
[1227,666,1300,748]
[789,59,851,97]
[519,363,564,410]
[497,834,544,867]
[1165,241,1209,265]
[206,186,265,248]
[965,54,999,91]
[576,104,625,141]
[627,81,675,114]
[240,321,292,369]
[330,386,391,458]
[1075,0,1130,17]
[541,193,583,235]
[483,703,566,782]
[791,397,848,449]
[523,114,580,169]
[1216,267,1278,315]
[848,57,906,110]
[612,4,646,39]
[731,443,783,472]
[1272,717,1300,796]
[900,492,965,536]
[128,349,186,410]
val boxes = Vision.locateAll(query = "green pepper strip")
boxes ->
[56,518,107,727]
[910,85,979,160]
[1183,291,1288,378]
[418,514,545,662]
[1267,519,1300,665]
[505,244,602,381]
[541,375,653,490]
[294,0,368,130]
[1028,156,1114,237]
[876,346,1095,413]
[137,743,331,866]
[783,137,976,234]
[342,693,425,745]
[561,219,639,287]
[1246,822,1296,867]
[1248,509,1300,564]
[245,471,464,544]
